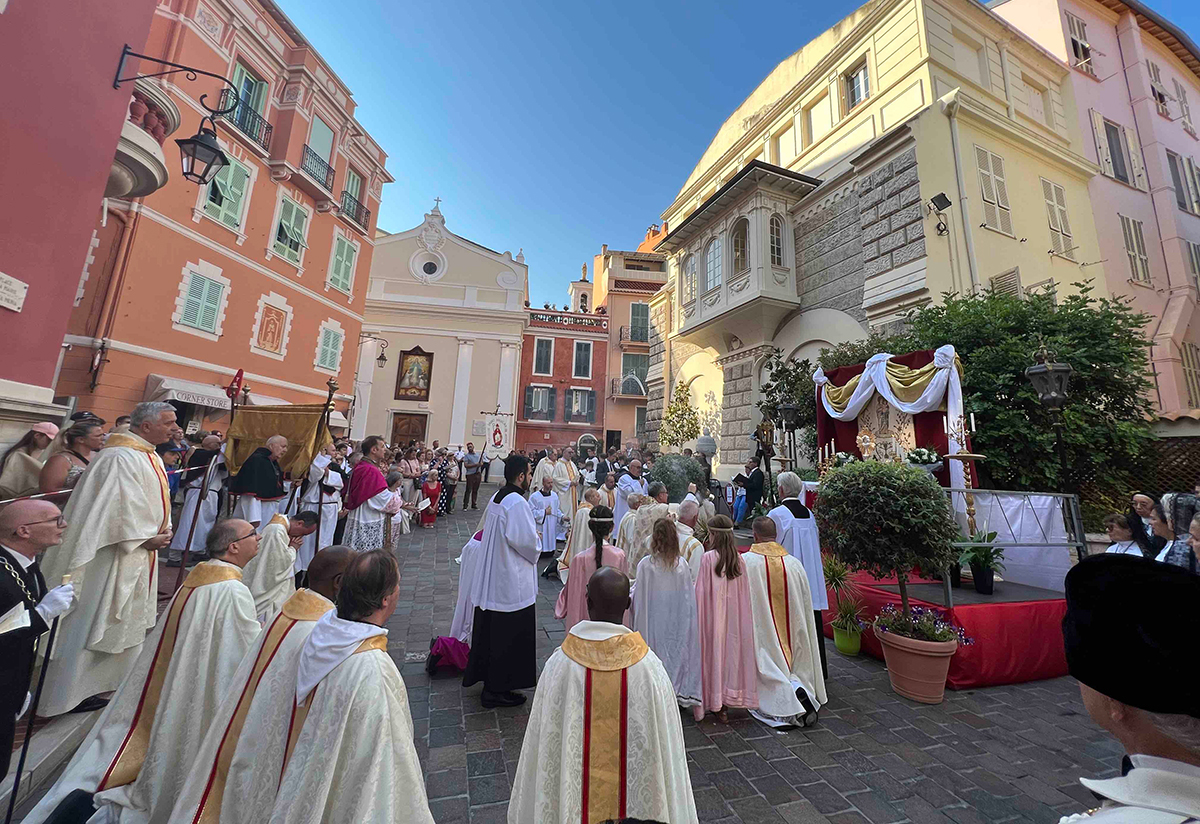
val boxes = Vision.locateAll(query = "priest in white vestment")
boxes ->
[769,471,830,677]
[613,460,648,530]
[674,499,706,583]
[267,550,434,824]
[243,511,319,623]
[509,567,698,824]
[551,448,580,538]
[615,493,642,551]
[743,517,827,728]
[558,487,599,583]
[229,436,288,528]
[627,482,670,581]
[463,455,540,709]
[596,472,618,510]
[25,518,262,824]
[38,402,177,716]
[167,435,225,566]
[530,448,557,497]
[169,547,353,824]
[296,445,344,574]
[530,475,561,559]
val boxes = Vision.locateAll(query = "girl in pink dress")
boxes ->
[695,515,759,722]
[553,504,626,631]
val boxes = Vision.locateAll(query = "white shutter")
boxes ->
[1131,219,1149,280]
[990,152,1013,235]
[1123,126,1147,191]
[1119,215,1138,280]
[1187,157,1200,213]
[1043,178,1065,255]
[990,269,1023,297]
[1090,109,1114,176]
[975,146,999,231]
[1053,182,1073,259]
[1175,80,1194,132]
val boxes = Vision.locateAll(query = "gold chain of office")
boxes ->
[0,556,35,605]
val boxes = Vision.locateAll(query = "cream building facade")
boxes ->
[645,0,1110,478]
[356,203,527,448]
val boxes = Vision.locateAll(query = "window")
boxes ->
[770,214,786,267]
[316,326,343,372]
[1066,13,1094,75]
[704,238,723,292]
[231,62,268,114]
[533,339,553,375]
[681,254,697,303]
[1182,343,1200,408]
[273,197,308,264]
[1041,178,1075,259]
[622,353,649,393]
[179,273,224,334]
[635,406,647,440]
[845,61,870,112]
[804,94,834,146]
[974,146,1013,235]
[1023,74,1052,127]
[1147,61,1170,117]
[1104,121,1130,184]
[630,303,649,341]
[989,269,1022,298]
[345,168,363,202]
[204,157,250,229]
[573,340,592,379]
[1119,215,1151,282]
[579,293,588,312]
[731,219,749,274]
[524,386,554,420]
[308,115,334,162]
[1186,240,1200,291]
[1175,80,1195,134]
[328,234,357,293]
[1090,110,1146,190]
[1168,151,1200,213]
[772,123,795,166]
[566,389,596,423]
[952,30,985,88]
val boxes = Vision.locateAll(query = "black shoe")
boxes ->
[70,695,110,714]
[481,690,526,708]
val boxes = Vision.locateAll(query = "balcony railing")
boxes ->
[218,88,272,151]
[301,144,335,191]
[340,190,371,229]
[611,377,647,397]
[620,325,649,344]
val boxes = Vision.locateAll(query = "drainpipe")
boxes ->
[997,42,1016,120]
[88,204,141,391]
[939,89,980,293]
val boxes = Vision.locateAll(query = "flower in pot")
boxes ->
[904,446,942,473]
[815,460,963,703]
[873,604,972,701]
[823,554,864,656]
[959,531,1004,595]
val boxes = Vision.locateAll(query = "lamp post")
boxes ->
[1024,341,1074,491]
[777,402,800,472]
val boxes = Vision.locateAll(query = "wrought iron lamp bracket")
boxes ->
[113,44,240,129]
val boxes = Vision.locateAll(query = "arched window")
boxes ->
[770,214,786,267]
[681,255,696,303]
[579,293,588,312]
[731,219,749,274]
[705,238,723,292]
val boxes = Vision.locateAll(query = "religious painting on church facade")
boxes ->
[395,346,434,401]
[256,305,287,354]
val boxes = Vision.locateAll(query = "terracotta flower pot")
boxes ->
[877,631,958,704]
[833,626,861,656]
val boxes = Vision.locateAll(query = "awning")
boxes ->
[329,411,349,429]
[245,392,290,406]
[145,374,231,410]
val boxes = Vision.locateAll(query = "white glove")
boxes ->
[18,691,30,720]
[34,583,75,623]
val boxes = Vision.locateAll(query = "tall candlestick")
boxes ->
[970,412,976,432]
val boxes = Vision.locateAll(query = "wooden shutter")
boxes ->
[1090,110,1114,176]
[319,328,341,370]
[524,386,534,418]
[205,162,248,228]
[1052,182,1073,258]
[1123,126,1147,191]
[331,237,354,291]
[1132,220,1149,281]
[346,169,363,201]
[587,390,597,423]
[1186,157,1200,213]
[180,274,206,327]
[989,269,1022,297]
[1175,80,1194,132]
[1119,215,1138,279]
[990,152,1013,234]
[547,387,557,421]
[1043,178,1066,255]
[975,146,999,231]
[198,277,223,332]
[289,203,307,257]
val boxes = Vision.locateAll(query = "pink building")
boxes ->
[991,0,1200,419]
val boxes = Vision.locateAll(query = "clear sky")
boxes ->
[278,0,1199,308]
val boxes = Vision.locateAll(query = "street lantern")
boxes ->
[376,348,388,368]
[175,123,228,185]
[777,402,801,431]
[1025,356,1073,410]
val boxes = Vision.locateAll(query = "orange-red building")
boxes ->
[57,0,392,433]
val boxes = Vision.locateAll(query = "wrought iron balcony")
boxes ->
[340,190,371,229]
[217,88,272,151]
[301,144,335,191]
[611,376,647,398]
[619,325,649,346]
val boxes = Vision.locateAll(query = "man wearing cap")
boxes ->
[1060,554,1200,821]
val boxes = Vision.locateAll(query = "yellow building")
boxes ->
[645,0,1106,476]
[356,202,528,449]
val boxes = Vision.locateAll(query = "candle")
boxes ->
[943,415,949,436]
[970,412,976,432]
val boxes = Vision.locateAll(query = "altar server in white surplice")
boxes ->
[530,475,561,559]
[769,471,829,677]
[297,444,344,573]
[243,511,319,623]
[25,519,262,824]
[267,550,434,824]
[613,460,648,531]
[558,487,599,583]
[169,547,352,824]
[743,517,827,729]
[509,567,698,824]
[37,402,177,717]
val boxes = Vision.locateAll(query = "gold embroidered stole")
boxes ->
[750,542,793,670]
[188,589,330,824]
[562,631,649,823]
[97,563,243,791]
[104,434,172,532]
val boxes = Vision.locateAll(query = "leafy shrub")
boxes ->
[648,453,707,503]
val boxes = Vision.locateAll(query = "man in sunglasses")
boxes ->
[0,500,75,779]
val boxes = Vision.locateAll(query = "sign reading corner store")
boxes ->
[0,271,30,313]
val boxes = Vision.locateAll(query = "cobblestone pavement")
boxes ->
[389,490,1122,824]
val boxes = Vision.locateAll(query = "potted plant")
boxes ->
[959,530,1003,595]
[815,460,964,704]
[905,446,942,473]
[823,555,864,656]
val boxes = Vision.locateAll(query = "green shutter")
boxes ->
[180,275,206,327]
[318,328,341,370]
[524,386,534,418]
[587,390,596,423]
[331,237,355,291]
[198,278,223,332]
[346,169,363,201]
[547,387,556,421]
[274,198,307,263]
[221,163,248,227]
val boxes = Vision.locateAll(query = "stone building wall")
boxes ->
[718,345,771,468]
[858,146,924,285]
[644,297,669,452]
[796,191,866,322]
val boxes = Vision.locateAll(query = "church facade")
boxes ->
[645,0,1111,479]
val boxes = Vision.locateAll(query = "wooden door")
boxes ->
[390,413,427,447]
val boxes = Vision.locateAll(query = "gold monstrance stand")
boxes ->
[944,415,984,535]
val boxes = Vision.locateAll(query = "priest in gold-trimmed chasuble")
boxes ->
[24,530,261,824]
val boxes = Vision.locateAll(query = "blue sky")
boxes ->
[280,0,1199,308]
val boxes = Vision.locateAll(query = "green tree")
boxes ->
[649,453,707,502]
[757,350,819,463]
[659,380,701,448]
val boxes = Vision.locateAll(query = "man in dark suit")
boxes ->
[740,458,765,525]
[594,448,619,487]
[0,500,74,778]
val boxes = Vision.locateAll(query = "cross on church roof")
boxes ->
[433,197,442,206]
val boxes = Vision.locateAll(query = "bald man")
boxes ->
[510,567,698,823]
[168,433,227,566]
[169,546,353,824]
[230,434,288,528]
[0,500,75,778]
